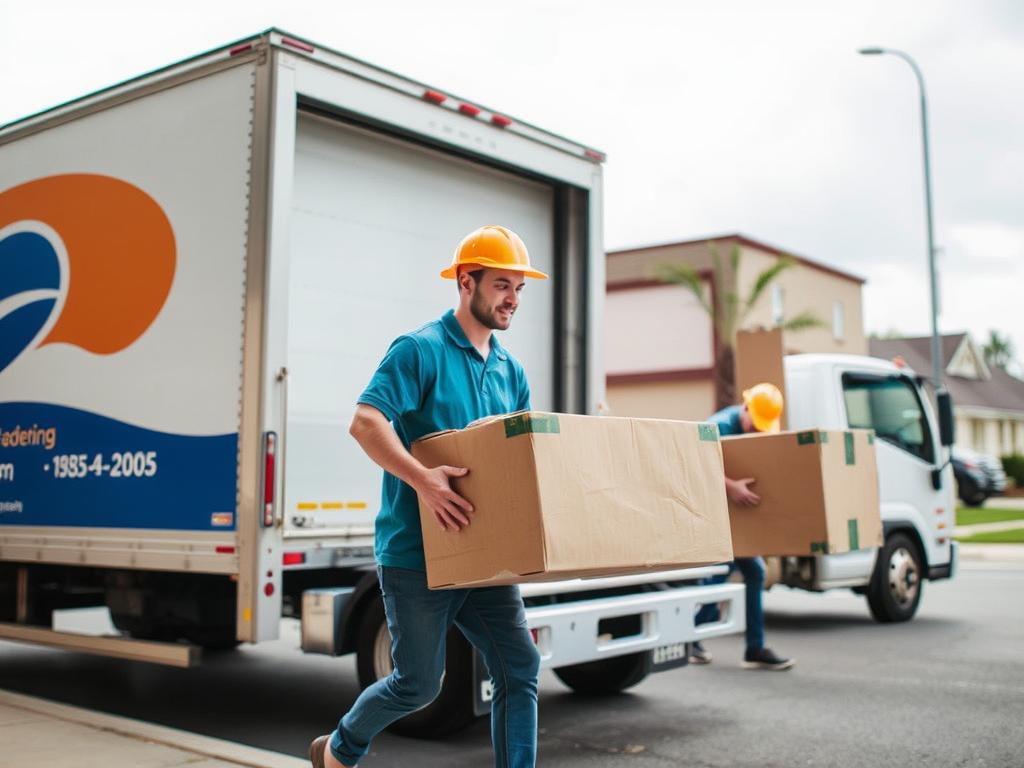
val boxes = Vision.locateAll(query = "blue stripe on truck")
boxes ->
[0,402,237,531]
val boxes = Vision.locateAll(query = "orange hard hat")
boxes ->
[440,225,549,280]
[742,383,784,433]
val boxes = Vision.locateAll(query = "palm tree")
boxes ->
[982,330,1013,370]
[657,242,822,410]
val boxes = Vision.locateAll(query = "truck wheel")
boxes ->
[355,595,477,739]
[554,652,652,695]
[866,532,924,623]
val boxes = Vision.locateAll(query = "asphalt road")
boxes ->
[1,561,1022,768]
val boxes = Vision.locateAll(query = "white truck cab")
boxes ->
[777,353,957,621]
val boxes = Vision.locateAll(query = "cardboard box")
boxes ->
[411,412,733,589]
[735,327,787,430]
[721,429,882,557]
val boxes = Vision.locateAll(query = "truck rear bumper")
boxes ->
[525,582,745,670]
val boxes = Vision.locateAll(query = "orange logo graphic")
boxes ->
[0,174,176,365]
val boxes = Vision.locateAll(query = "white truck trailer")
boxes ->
[772,353,958,622]
[0,29,743,736]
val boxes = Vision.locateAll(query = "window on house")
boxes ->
[833,301,845,341]
[771,285,784,325]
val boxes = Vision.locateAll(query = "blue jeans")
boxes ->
[331,566,540,767]
[694,556,766,652]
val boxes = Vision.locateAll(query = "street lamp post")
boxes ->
[859,47,943,393]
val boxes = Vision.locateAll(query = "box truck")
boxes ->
[0,29,743,736]
[766,353,958,622]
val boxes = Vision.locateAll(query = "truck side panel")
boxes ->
[0,63,255,546]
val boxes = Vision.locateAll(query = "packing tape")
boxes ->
[845,432,856,465]
[848,518,860,550]
[698,423,719,442]
[504,413,560,438]
[797,431,817,445]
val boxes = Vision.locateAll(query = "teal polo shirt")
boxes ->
[357,309,532,570]
[708,404,744,437]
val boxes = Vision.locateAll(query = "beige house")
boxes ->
[870,333,1024,457]
[606,234,867,421]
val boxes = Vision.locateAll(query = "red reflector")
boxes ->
[215,545,236,554]
[458,103,481,117]
[281,36,314,53]
[423,89,447,104]
[584,149,605,162]
[283,552,306,566]
[264,583,275,597]
[529,628,539,644]
[230,43,253,56]
[491,114,512,128]
[263,432,277,527]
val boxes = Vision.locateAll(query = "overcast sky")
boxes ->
[4,1,1022,365]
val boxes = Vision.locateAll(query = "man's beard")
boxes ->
[470,290,513,330]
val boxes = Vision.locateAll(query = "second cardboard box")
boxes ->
[721,429,882,557]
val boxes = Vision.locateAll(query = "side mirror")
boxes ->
[937,390,955,447]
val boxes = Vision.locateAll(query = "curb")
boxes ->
[0,689,308,768]
[957,543,1024,564]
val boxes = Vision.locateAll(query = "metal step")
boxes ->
[0,622,199,667]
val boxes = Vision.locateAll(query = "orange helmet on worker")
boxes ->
[441,225,548,280]
[742,383,784,433]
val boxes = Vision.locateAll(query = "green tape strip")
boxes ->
[797,431,817,446]
[504,413,560,438]
[698,423,719,442]
[868,432,875,445]
[845,432,856,465]
[819,431,830,443]
[848,519,860,550]
[810,541,830,554]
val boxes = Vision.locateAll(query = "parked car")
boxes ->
[952,448,1008,506]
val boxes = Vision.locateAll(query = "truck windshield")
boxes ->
[842,373,935,464]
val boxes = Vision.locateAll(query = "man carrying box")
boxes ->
[309,225,545,768]
[689,383,796,671]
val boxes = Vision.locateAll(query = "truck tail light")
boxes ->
[283,552,306,566]
[263,432,277,527]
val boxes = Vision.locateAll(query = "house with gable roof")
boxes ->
[869,333,1024,457]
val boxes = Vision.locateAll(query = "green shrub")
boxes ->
[1002,453,1024,487]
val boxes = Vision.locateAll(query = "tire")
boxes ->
[961,492,987,508]
[866,532,924,623]
[553,652,652,695]
[354,595,477,739]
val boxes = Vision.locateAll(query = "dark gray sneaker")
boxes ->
[688,641,713,664]
[742,647,794,670]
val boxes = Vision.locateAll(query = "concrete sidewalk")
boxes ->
[976,496,1024,510]
[0,689,307,768]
